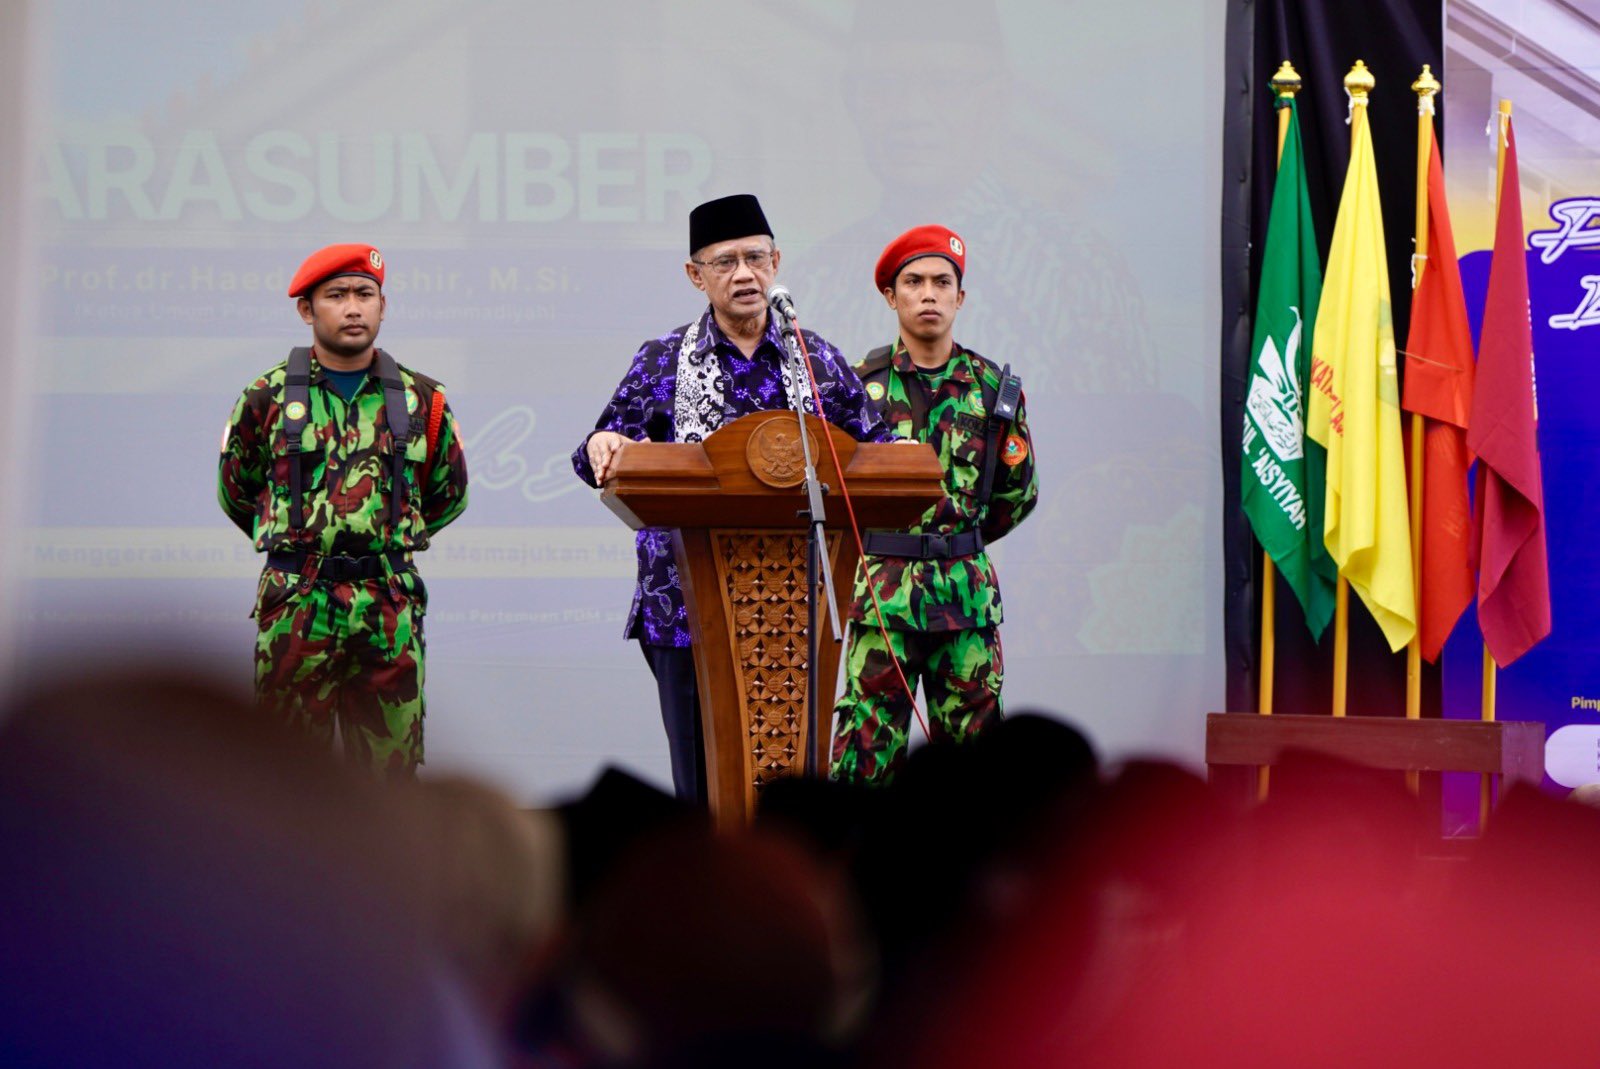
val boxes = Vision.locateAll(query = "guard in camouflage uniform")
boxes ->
[831,225,1038,785]
[218,244,469,776]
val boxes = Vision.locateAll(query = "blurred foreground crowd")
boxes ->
[4,665,1600,1068]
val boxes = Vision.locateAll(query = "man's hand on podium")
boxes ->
[587,431,634,483]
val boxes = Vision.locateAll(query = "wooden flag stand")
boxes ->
[1217,63,1546,831]
[1205,712,1544,800]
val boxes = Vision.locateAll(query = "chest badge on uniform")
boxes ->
[405,387,420,413]
[284,401,308,421]
[1003,433,1028,466]
[866,381,886,402]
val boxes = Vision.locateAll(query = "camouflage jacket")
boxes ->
[218,353,469,558]
[852,341,1038,631]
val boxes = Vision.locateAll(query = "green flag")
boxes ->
[1242,97,1336,640]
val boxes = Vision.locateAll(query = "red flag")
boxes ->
[1467,115,1550,666]
[1402,129,1475,663]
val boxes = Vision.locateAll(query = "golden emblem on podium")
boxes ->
[745,418,818,488]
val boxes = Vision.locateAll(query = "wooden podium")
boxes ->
[601,410,943,824]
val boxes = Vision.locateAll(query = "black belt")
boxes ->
[863,530,984,560]
[265,549,412,581]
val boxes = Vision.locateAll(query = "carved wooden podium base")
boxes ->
[678,529,848,820]
[602,411,943,826]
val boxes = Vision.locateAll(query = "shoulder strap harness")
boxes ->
[976,362,1023,513]
[861,344,1023,513]
[283,347,313,532]
[422,387,447,486]
[373,349,412,530]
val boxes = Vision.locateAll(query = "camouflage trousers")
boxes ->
[830,624,1003,786]
[253,566,428,776]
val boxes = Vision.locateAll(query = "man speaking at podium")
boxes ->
[571,194,895,802]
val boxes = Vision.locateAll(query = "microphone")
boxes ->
[767,284,798,322]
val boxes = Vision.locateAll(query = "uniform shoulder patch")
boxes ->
[1003,433,1029,466]
[866,380,886,402]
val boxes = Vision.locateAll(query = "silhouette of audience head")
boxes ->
[0,661,497,1066]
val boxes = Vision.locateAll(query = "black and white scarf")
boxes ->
[671,311,816,443]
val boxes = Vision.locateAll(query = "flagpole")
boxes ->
[1333,60,1376,718]
[1255,60,1303,801]
[1480,97,1513,829]
[1406,65,1441,793]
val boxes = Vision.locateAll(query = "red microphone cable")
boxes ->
[788,323,931,746]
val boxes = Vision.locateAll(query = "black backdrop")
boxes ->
[1220,0,1443,716]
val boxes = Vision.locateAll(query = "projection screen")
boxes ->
[16,0,1226,801]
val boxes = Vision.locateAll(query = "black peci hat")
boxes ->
[689,194,773,255]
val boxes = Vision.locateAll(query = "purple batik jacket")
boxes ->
[572,305,893,647]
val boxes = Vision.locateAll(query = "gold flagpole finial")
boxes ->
[1271,60,1303,99]
[1345,60,1375,103]
[1412,63,1441,99]
[1413,63,1441,116]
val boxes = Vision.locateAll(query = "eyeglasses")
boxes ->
[692,250,774,275]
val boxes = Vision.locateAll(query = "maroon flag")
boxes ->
[1467,116,1550,666]
[1402,129,1475,663]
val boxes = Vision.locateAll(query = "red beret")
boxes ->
[874,225,965,293]
[287,244,385,298]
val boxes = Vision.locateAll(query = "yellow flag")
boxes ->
[1304,109,1417,652]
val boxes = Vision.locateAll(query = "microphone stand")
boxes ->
[772,302,842,780]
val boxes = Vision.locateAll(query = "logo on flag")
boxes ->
[1245,308,1306,463]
